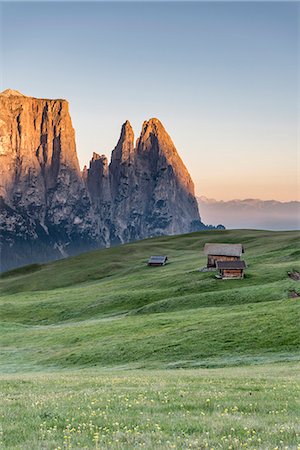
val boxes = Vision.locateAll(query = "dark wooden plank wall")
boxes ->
[208,255,240,267]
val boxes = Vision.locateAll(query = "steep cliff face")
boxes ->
[0,89,98,270]
[133,118,202,237]
[1,90,206,272]
[109,121,137,243]
[84,152,111,245]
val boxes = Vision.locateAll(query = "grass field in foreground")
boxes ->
[0,229,300,448]
[1,363,300,449]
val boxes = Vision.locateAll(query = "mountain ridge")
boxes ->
[198,196,300,231]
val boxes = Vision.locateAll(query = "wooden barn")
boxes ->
[216,260,246,279]
[148,256,168,266]
[204,243,244,268]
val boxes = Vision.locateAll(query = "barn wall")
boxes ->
[222,269,244,279]
[208,255,240,267]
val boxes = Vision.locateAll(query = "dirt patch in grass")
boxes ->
[289,290,300,298]
[288,271,300,281]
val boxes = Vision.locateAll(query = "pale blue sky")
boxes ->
[1,1,298,200]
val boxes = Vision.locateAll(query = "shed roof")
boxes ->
[204,243,244,256]
[216,260,246,269]
[148,256,168,264]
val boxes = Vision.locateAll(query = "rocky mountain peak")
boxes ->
[110,120,134,166]
[0,89,25,97]
[136,118,195,196]
[91,152,107,163]
[141,117,164,133]
[138,118,177,155]
[123,119,133,131]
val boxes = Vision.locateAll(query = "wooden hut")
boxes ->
[204,243,244,268]
[148,256,168,266]
[216,260,246,279]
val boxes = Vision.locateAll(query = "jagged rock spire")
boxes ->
[110,120,135,165]
[85,118,203,243]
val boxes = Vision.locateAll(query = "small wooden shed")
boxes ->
[216,260,246,279]
[148,256,168,266]
[204,243,244,268]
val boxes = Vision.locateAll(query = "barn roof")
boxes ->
[204,243,244,257]
[148,255,168,264]
[216,260,246,269]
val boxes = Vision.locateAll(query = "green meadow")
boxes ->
[0,229,300,449]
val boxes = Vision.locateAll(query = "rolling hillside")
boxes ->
[1,229,300,449]
[1,229,299,372]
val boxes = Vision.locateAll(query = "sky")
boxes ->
[0,1,299,201]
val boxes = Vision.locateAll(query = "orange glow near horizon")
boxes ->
[195,178,300,202]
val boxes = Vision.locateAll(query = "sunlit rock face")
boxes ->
[0,90,99,270]
[1,90,205,271]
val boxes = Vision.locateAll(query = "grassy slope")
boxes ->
[1,229,299,372]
